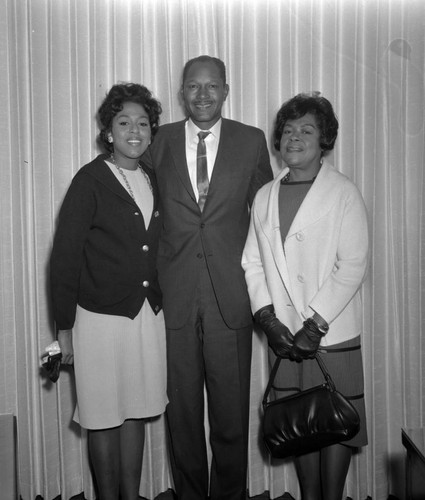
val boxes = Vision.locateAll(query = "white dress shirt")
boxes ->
[185,118,221,201]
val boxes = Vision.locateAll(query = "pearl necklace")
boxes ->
[110,154,153,200]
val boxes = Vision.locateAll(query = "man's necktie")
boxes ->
[196,131,211,212]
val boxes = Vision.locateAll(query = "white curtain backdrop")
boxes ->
[0,0,424,499]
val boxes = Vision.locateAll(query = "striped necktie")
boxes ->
[196,131,211,211]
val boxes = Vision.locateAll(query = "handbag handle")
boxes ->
[262,354,336,409]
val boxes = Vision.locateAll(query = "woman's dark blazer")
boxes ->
[50,154,162,331]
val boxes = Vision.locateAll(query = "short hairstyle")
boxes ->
[97,83,162,153]
[273,92,339,153]
[182,55,227,85]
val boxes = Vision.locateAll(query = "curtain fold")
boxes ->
[1,0,424,498]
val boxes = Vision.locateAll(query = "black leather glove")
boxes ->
[42,353,62,383]
[290,318,325,361]
[254,304,294,357]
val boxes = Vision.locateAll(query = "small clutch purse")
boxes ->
[262,354,360,458]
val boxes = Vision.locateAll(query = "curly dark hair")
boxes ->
[182,55,226,85]
[97,83,162,153]
[273,93,338,153]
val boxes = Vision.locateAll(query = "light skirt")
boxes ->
[72,303,167,430]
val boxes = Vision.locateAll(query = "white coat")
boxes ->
[242,160,369,346]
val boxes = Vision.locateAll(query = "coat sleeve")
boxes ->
[242,198,273,315]
[50,172,95,330]
[308,181,369,323]
[247,131,273,206]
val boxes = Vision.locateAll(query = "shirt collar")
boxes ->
[187,117,222,142]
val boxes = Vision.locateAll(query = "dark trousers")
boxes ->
[165,266,252,500]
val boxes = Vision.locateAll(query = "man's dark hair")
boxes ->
[182,55,226,85]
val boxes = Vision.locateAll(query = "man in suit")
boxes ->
[146,55,273,500]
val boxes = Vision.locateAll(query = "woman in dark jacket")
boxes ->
[50,83,167,500]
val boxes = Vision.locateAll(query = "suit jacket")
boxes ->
[242,161,369,346]
[50,154,162,330]
[146,118,273,329]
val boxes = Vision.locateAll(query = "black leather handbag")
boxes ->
[262,354,360,458]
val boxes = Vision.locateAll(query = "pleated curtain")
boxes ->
[0,0,424,499]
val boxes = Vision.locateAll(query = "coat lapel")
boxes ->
[140,162,161,228]
[285,161,337,238]
[89,155,157,232]
[257,161,341,309]
[263,167,293,294]
[90,155,138,206]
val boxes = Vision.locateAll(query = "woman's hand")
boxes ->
[290,318,325,361]
[57,329,74,365]
[254,304,294,357]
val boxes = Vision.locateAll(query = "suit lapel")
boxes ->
[204,119,238,213]
[211,118,230,164]
[167,121,197,203]
[167,119,235,213]
[208,118,231,188]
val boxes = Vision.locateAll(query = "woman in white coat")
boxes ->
[242,93,369,500]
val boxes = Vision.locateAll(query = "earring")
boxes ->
[108,136,113,143]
